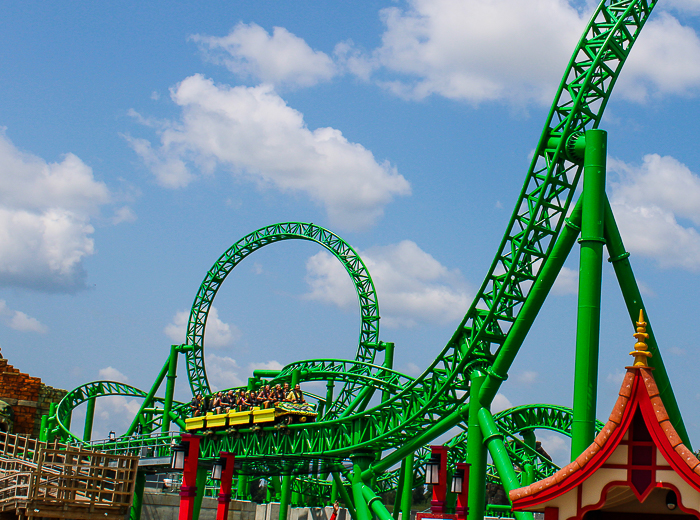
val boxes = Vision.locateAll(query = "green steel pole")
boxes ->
[192,465,208,520]
[351,455,373,520]
[521,430,536,451]
[162,345,179,434]
[291,370,301,387]
[271,476,281,501]
[467,371,487,520]
[477,408,533,520]
[361,483,393,520]
[280,474,292,520]
[83,396,96,442]
[393,459,406,520]
[130,470,146,520]
[571,129,607,460]
[603,198,692,449]
[238,473,250,500]
[39,414,48,442]
[331,477,339,504]
[382,342,395,403]
[292,480,301,507]
[332,472,357,519]
[400,453,414,520]
[364,402,470,479]
[127,357,170,436]
[480,196,584,406]
[325,380,335,419]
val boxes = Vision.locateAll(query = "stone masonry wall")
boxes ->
[0,349,67,437]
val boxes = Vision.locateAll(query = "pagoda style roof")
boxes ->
[510,313,700,518]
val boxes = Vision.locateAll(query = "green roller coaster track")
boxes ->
[44,1,693,519]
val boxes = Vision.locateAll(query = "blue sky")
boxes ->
[1,1,700,456]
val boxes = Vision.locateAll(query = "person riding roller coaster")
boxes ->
[286,383,305,404]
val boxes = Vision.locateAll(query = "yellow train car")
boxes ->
[185,403,317,432]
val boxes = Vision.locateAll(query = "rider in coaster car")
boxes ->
[282,383,292,402]
[287,384,306,404]
[190,394,202,417]
[236,389,249,412]
[249,390,259,408]
[200,395,210,415]
[274,384,285,404]
[225,390,235,412]
[258,385,272,408]
[212,392,223,414]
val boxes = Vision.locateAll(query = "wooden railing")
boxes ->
[0,431,139,519]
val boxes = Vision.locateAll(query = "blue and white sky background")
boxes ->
[2,0,700,459]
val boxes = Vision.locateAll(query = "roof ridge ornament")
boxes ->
[630,309,652,367]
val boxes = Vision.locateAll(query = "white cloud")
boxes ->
[249,360,284,372]
[552,266,578,295]
[111,206,137,225]
[664,0,700,15]
[514,371,539,385]
[606,370,625,384]
[492,393,513,414]
[129,75,410,230]
[94,395,141,439]
[192,23,337,88]
[0,300,47,333]
[404,362,422,376]
[609,154,700,270]
[98,366,129,382]
[0,131,111,291]
[305,240,471,328]
[537,432,571,467]
[164,306,240,349]
[669,346,686,356]
[206,354,246,391]
[364,0,588,104]
[338,0,700,106]
[618,12,700,101]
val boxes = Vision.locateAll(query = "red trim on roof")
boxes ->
[511,367,700,513]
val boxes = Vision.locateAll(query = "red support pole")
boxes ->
[454,463,470,520]
[216,452,236,520]
[178,435,201,520]
[430,445,449,514]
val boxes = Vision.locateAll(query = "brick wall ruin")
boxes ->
[0,349,66,437]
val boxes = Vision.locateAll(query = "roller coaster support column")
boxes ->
[326,380,335,417]
[193,466,208,520]
[351,454,374,520]
[477,409,532,520]
[571,129,607,460]
[163,345,179,434]
[332,471,357,519]
[130,470,146,520]
[280,473,292,520]
[478,197,584,406]
[603,198,691,449]
[215,452,236,520]
[177,434,201,520]
[467,371,487,520]
[83,394,96,441]
[401,452,414,520]
[521,431,536,486]
[381,342,395,403]
[360,483,393,520]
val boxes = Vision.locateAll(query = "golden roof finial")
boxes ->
[630,309,652,367]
